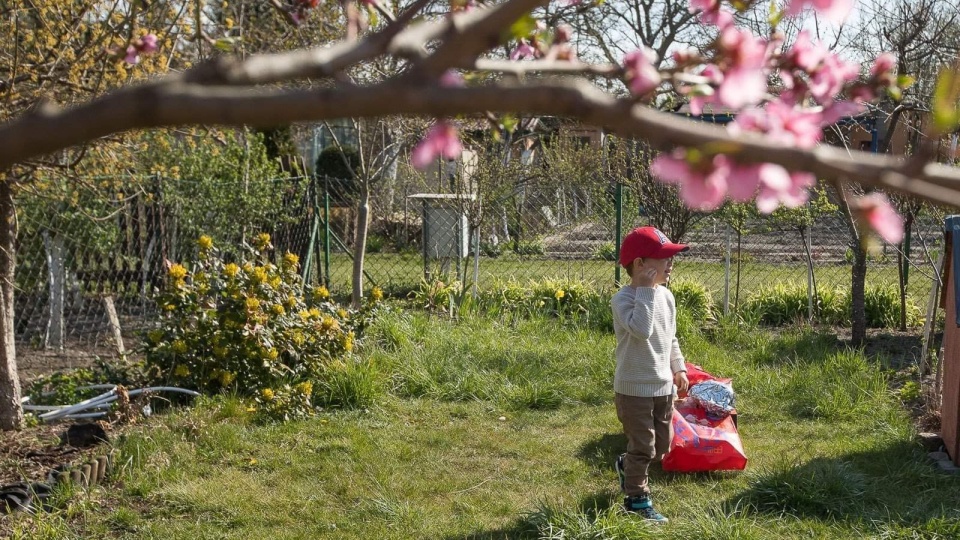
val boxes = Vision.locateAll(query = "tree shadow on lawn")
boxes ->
[444,492,617,540]
[724,438,960,533]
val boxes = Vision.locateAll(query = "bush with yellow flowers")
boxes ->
[251,382,315,423]
[142,233,381,417]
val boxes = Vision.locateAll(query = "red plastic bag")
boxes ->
[661,406,747,472]
[661,362,747,472]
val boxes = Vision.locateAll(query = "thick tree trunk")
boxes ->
[351,183,370,308]
[0,180,22,430]
[851,243,867,346]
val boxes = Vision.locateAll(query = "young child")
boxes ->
[611,226,690,523]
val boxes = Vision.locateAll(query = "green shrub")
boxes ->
[142,233,382,419]
[817,286,850,326]
[513,239,544,256]
[472,277,610,329]
[899,380,921,402]
[365,234,388,254]
[739,283,916,328]
[860,285,920,328]
[669,279,715,322]
[410,278,462,312]
[740,283,813,326]
[480,242,502,258]
[592,241,616,261]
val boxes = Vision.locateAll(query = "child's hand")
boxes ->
[674,371,689,394]
[636,266,658,288]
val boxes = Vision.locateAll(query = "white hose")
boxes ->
[23,385,201,423]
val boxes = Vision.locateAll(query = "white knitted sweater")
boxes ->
[611,285,686,397]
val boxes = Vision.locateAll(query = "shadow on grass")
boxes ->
[575,432,743,487]
[445,492,618,540]
[725,438,960,533]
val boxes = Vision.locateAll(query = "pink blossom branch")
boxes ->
[3,77,960,208]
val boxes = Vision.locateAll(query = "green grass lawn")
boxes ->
[5,312,958,539]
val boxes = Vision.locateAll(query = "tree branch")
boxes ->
[2,76,960,208]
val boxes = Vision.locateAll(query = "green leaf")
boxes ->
[366,5,379,27]
[214,37,239,52]
[506,14,538,42]
[897,74,915,89]
[768,1,784,27]
[501,114,518,134]
[933,62,960,133]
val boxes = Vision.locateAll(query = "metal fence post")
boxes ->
[806,224,814,321]
[723,222,731,316]
[323,175,331,286]
[614,181,623,286]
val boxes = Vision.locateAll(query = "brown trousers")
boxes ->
[615,393,674,497]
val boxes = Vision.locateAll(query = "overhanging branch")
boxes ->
[2,78,959,209]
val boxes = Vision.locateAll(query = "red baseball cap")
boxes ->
[618,226,688,267]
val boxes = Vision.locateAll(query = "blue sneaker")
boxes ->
[624,495,669,523]
[615,453,626,493]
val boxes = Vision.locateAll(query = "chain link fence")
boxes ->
[13,173,945,372]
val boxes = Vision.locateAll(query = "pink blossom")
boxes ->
[821,100,865,125]
[124,46,139,65]
[715,27,769,109]
[870,52,896,77]
[688,0,733,28]
[411,122,463,170]
[717,68,767,110]
[787,32,826,73]
[139,34,158,54]
[756,169,814,213]
[440,70,465,87]
[730,99,823,149]
[510,39,537,61]
[651,150,728,210]
[672,48,699,66]
[725,164,763,202]
[808,53,859,104]
[786,0,854,23]
[855,192,904,244]
[623,48,661,96]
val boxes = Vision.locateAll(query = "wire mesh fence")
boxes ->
[13,173,945,367]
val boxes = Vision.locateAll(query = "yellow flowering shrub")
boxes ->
[142,234,381,420]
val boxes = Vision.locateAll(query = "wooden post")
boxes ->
[42,231,65,351]
[103,296,126,358]
[941,217,960,466]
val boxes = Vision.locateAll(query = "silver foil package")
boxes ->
[688,380,736,416]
